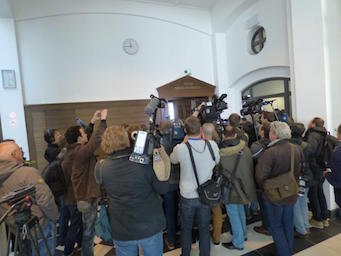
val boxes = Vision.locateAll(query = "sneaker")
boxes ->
[253,226,271,236]
[309,219,324,229]
[294,230,308,239]
[222,242,243,251]
[214,242,220,248]
[323,219,330,227]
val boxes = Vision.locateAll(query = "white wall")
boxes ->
[12,0,215,104]
[0,18,29,158]
[212,0,290,115]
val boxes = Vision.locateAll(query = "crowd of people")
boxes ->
[0,105,341,256]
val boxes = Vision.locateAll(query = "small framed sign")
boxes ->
[2,70,16,89]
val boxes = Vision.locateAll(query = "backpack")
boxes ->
[41,148,67,202]
[318,134,340,168]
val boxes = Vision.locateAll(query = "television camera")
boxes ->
[129,95,167,165]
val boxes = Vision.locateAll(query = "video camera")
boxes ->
[129,95,167,165]
[199,94,228,123]
[240,96,275,116]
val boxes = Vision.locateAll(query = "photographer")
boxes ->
[95,125,169,255]
[64,109,107,256]
[170,116,220,256]
[0,141,58,255]
[229,113,249,143]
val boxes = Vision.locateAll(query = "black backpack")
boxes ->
[318,134,340,168]
[41,148,67,203]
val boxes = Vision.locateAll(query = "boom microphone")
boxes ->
[218,94,227,101]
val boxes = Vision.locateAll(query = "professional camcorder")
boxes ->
[198,94,228,123]
[129,95,167,165]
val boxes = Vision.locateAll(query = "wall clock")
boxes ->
[122,38,139,55]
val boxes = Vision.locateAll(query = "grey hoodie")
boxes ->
[0,160,58,228]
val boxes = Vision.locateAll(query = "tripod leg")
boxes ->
[35,220,52,256]
[13,227,19,256]
[6,229,11,256]
[27,227,40,256]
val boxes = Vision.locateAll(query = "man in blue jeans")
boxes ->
[256,122,301,256]
[170,116,220,256]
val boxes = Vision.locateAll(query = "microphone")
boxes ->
[218,94,227,101]
[145,98,161,116]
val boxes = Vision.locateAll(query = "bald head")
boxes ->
[0,142,23,162]
[202,123,215,140]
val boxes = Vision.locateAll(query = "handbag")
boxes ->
[263,144,299,203]
[185,141,220,208]
[220,151,242,205]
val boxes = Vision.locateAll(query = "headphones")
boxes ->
[44,128,55,144]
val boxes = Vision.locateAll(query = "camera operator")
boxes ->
[95,125,169,255]
[0,141,58,255]
[64,109,107,256]
[261,111,276,124]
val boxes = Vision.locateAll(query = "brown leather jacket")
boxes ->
[69,120,107,202]
[256,139,301,205]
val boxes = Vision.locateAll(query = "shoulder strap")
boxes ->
[185,142,201,187]
[205,140,216,162]
[230,151,242,184]
[290,144,295,174]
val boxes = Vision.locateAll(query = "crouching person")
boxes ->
[219,126,256,250]
[96,126,169,256]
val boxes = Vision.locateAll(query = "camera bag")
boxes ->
[263,144,298,203]
[185,141,220,208]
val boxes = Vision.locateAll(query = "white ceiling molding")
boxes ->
[124,0,219,9]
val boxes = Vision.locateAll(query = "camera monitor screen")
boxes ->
[133,131,148,154]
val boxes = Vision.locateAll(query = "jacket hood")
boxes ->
[0,160,24,185]
[309,127,327,135]
[220,140,246,156]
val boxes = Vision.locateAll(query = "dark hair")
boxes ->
[261,122,271,139]
[184,116,201,136]
[44,128,57,144]
[337,124,341,136]
[312,117,324,128]
[65,126,81,144]
[229,113,241,127]
[262,111,276,122]
[223,125,237,139]
[290,123,305,138]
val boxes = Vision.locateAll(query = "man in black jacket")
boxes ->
[305,117,329,229]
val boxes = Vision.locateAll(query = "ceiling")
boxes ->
[124,0,220,9]
[0,0,11,18]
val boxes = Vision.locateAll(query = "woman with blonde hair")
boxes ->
[95,125,169,256]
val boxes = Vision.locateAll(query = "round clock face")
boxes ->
[122,38,139,55]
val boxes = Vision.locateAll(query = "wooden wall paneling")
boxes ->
[31,111,47,170]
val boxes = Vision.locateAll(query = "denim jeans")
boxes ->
[31,219,56,256]
[308,178,328,221]
[58,196,70,244]
[180,197,210,256]
[257,190,269,229]
[77,200,98,256]
[163,186,179,244]
[294,188,310,234]
[226,204,247,249]
[263,199,294,256]
[64,205,83,256]
[114,232,163,256]
[334,187,341,208]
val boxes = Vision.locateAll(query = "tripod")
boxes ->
[1,197,52,256]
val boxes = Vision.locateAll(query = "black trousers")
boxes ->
[308,178,328,221]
